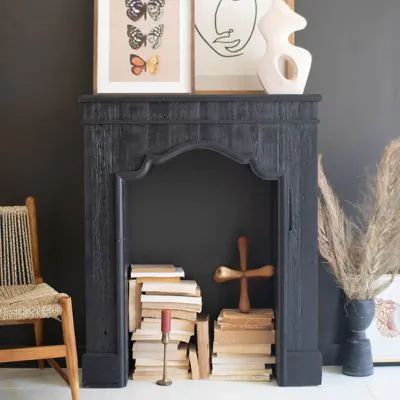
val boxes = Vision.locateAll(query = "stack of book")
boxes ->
[211,309,276,381]
[129,264,202,380]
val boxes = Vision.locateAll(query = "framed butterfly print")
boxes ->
[94,0,193,93]
[194,0,295,93]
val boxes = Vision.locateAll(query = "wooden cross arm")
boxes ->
[246,265,275,279]
[213,265,275,283]
[214,266,242,283]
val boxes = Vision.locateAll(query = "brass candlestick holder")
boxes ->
[157,309,172,386]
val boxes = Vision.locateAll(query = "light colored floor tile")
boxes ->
[0,368,72,389]
[0,388,73,400]
[363,366,400,400]
[0,366,398,400]
[121,379,375,400]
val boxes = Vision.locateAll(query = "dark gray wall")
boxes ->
[0,0,92,357]
[1,0,399,364]
[127,151,277,327]
[297,0,400,362]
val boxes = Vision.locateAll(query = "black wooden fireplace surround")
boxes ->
[81,94,322,388]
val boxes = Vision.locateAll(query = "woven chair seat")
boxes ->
[0,283,63,321]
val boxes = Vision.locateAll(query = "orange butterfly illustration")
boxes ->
[130,54,160,76]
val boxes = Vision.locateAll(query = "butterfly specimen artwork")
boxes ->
[125,0,165,22]
[127,24,164,50]
[130,54,160,75]
[94,0,192,93]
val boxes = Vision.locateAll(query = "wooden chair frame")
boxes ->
[0,197,79,400]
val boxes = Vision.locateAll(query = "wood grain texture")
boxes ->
[26,196,41,283]
[47,358,70,385]
[60,296,80,400]
[81,94,321,387]
[33,319,45,369]
[0,345,66,362]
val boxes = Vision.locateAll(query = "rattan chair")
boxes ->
[0,197,79,400]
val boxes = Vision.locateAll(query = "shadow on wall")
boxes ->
[0,0,93,363]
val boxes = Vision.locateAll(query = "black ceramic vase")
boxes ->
[342,299,375,377]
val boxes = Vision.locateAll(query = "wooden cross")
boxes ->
[213,236,275,313]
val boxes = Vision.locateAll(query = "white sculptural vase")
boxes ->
[257,0,312,94]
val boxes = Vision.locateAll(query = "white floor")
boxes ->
[0,366,399,400]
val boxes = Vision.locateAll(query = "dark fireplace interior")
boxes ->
[124,150,278,369]
[126,151,277,316]
[125,150,277,334]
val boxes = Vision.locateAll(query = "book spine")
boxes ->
[128,280,142,332]
[196,314,210,379]
[214,330,275,345]
[141,294,202,305]
[189,343,200,380]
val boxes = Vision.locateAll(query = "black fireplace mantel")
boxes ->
[81,94,322,388]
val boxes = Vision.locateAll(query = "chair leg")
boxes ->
[60,296,80,400]
[33,320,45,369]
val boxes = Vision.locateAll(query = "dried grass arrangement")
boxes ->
[318,138,400,300]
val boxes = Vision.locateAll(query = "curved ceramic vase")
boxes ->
[257,0,312,94]
[342,299,375,377]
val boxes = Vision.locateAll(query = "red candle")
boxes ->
[161,309,171,333]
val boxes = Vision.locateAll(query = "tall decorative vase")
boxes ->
[342,299,375,377]
[257,0,312,94]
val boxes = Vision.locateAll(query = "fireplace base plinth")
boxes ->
[282,351,323,386]
[82,353,125,388]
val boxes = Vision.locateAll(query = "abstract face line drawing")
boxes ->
[195,0,258,58]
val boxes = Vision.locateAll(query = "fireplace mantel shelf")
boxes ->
[80,93,322,103]
[82,94,322,389]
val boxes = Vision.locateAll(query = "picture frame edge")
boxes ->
[93,0,99,94]
[369,274,400,365]
[190,0,195,94]
[93,0,193,94]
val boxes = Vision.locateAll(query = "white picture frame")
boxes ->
[94,0,193,94]
[366,275,400,363]
[194,0,294,93]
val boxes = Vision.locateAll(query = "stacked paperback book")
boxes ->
[129,264,202,380]
[211,309,276,381]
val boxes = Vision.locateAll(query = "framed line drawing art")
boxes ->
[94,0,193,93]
[366,275,400,363]
[194,0,295,93]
